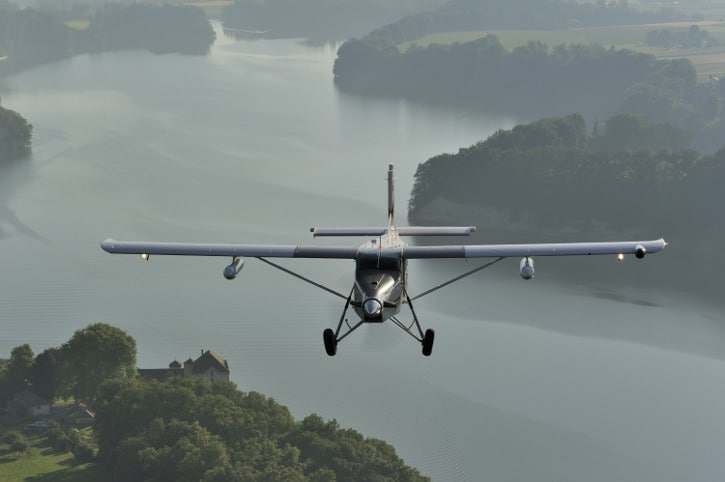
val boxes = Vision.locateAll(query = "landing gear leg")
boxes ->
[323,289,363,356]
[399,292,435,356]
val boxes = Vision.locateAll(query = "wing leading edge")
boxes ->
[101,238,666,259]
[400,238,666,258]
[101,239,360,259]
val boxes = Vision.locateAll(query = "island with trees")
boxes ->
[0,323,430,481]
[0,102,32,161]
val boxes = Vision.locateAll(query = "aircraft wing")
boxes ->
[103,238,666,260]
[101,239,360,259]
[400,238,667,259]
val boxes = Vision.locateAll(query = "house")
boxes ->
[138,350,230,383]
[48,402,94,427]
[63,405,94,427]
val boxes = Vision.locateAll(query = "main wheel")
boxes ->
[422,329,435,356]
[323,328,337,356]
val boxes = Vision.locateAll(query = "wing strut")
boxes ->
[409,257,506,301]
[255,257,348,300]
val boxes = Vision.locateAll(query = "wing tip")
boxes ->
[101,238,117,252]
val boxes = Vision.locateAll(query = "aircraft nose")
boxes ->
[363,298,382,318]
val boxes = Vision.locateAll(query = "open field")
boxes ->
[0,431,101,482]
[64,21,89,30]
[400,21,725,79]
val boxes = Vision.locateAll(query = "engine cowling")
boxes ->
[635,245,647,259]
[223,257,244,280]
[520,257,535,280]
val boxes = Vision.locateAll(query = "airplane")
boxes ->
[101,164,666,356]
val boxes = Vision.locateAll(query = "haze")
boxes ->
[2,1,725,481]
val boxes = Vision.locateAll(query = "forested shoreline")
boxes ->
[336,36,697,121]
[0,2,215,158]
[328,0,725,295]
[0,2,215,77]
[0,324,430,481]
[334,35,725,153]
[408,114,721,294]
[333,0,725,153]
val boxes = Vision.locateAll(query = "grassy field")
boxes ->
[63,21,89,30]
[0,431,102,482]
[400,20,725,79]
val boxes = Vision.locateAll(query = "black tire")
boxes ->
[323,328,337,356]
[422,329,435,356]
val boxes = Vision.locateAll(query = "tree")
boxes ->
[30,347,62,400]
[4,344,34,392]
[3,431,30,454]
[593,112,692,151]
[138,419,233,482]
[61,323,136,400]
[0,106,33,160]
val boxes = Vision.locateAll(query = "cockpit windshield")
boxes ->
[356,251,401,271]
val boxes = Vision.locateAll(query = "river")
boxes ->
[1,24,724,481]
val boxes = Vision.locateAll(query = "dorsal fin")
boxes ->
[387,163,394,229]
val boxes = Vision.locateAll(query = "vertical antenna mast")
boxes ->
[387,163,394,228]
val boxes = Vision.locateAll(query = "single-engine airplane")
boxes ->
[102,164,666,356]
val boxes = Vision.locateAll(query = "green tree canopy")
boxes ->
[60,323,137,400]
[3,344,34,393]
[592,112,692,151]
[94,377,429,481]
[0,105,32,160]
[30,347,63,400]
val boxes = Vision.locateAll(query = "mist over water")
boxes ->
[1,24,724,481]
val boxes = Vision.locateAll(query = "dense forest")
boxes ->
[408,114,721,292]
[408,114,697,229]
[0,323,429,481]
[0,2,215,76]
[95,377,428,481]
[87,4,215,55]
[333,0,725,152]
[335,36,698,120]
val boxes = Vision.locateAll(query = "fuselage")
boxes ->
[351,234,407,322]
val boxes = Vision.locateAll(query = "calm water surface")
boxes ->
[1,24,724,481]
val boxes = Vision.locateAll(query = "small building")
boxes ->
[50,402,94,427]
[63,405,95,427]
[138,350,230,383]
